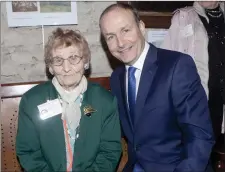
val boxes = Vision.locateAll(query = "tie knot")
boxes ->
[128,66,136,76]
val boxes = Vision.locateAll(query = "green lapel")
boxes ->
[41,82,67,171]
[72,83,97,170]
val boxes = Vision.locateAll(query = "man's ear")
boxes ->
[139,20,146,36]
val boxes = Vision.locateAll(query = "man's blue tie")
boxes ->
[128,67,144,172]
[128,66,136,125]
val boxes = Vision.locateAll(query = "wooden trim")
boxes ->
[1,81,44,99]
[117,1,172,28]
[139,12,172,28]
[1,77,110,99]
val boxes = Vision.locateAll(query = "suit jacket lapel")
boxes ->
[119,67,134,131]
[135,44,158,127]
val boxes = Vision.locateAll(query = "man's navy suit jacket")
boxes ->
[110,43,215,172]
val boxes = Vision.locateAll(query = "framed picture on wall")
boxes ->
[6,1,78,27]
[118,1,194,28]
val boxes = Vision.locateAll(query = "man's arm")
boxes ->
[89,96,122,172]
[16,96,53,172]
[171,54,215,172]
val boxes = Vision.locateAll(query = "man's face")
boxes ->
[100,8,146,65]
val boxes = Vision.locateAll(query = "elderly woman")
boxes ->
[161,1,225,141]
[16,28,122,172]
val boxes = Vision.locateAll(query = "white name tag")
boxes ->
[181,24,193,38]
[38,99,62,120]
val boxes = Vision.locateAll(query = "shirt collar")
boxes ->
[126,41,150,71]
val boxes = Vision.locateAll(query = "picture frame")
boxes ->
[6,1,78,27]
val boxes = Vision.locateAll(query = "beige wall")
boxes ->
[1,1,115,83]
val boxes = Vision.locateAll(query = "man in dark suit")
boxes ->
[99,3,215,172]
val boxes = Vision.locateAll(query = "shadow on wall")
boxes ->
[100,34,123,71]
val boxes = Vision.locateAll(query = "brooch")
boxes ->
[83,105,96,117]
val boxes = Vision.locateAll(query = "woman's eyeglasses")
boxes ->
[50,55,82,66]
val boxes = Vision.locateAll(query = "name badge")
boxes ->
[181,24,193,38]
[38,99,62,120]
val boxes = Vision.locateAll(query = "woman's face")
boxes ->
[49,45,85,91]
[198,1,219,9]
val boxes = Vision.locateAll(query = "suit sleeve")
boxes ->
[171,54,215,172]
[16,96,53,172]
[90,96,122,172]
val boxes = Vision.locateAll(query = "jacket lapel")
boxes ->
[135,44,158,127]
[72,83,94,169]
[42,82,67,171]
[72,102,87,169]
[119,68,134,131]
